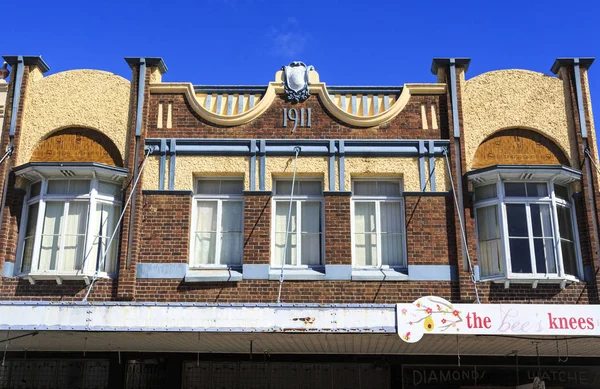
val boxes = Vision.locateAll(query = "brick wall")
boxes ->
[324,193,351,265]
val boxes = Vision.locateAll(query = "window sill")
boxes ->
[18,271,111,285]
[268,267,326,281]
[184,268,243,282]
[351,268,408,281]
[485,275,582,289]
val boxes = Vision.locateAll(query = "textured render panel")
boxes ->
[143,156,162,190]
[344,157,420,191]
[582,71,600,186]
[265,156,329,191]
[433,157,450,191]
[463,70,573,171]
[167,156,250,191]
[18,70,130,166]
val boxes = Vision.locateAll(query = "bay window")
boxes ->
[351,180,406,268]
[191,179,244,267]
[15,164,126,283]
[470,166,582,284]
[272,179,323,267]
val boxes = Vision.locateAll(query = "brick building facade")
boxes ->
[0,55,598,388]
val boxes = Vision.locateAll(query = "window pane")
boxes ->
[91,203,119,273]
[219,180,244,195]
[354,202,376,267]
[530,204,553,238]
[47,180,90,195]
[21,202,39,272]
[275,180,321,196]
[533,238,556,274]
[301,202,321,265]
[380,202,403,266]
[557,206,574,241]
[561,241,578,276]
[354,181,401,197]
[30,182,41,197]
[555,184,570,202]
[476,205,503,277]
[220,201,243,265]
[197,180,221,195]
[557,205,578,276]
[526,183,548,197]
[61,202,89,271]
[39,202,64,270]
[509,238,532,273]
[274,202,297,266]
[504,183,526,197]
[475,184,497,202]
[97,181,121,198]
[197,179,243,195]
[193,201,218,265]
[506,204,528,237]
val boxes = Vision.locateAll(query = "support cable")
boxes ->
[82,147,153,302]
[585,148,600,176]
[0,146,13,166]
[277,146,301,304]
[443,148,480,303]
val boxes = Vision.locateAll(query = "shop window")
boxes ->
[271,179,323,267]
[471,167,582,285]
[16,165,125,284]
[351,180,406,269]
[191,178,244,267]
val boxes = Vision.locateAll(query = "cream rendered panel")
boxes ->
[462,69,573,171]
[143,157,163,190]
[582,70,600,186]
[344,158,421,192]
[265,157,329,191]
[19,70,130,166]
[0,79,7,134]
[170,156,250,191]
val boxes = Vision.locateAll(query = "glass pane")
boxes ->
[533,238,556,274]
[530,204,553,238]
[506,204,528,237]
[381,233,402,266]
[509,238,532,273]
[30,182,42,197]
[21,203,39,272]
[219,180,244,195]
[475,184,497,201]
[353,202,376,267]
[97,181,121,198]
[221,201,243,232]
[557,206,574,241]
[274,202,297,266]
[39,202,64,270]
[380,202,402,233]
[61,202,89,271]
[561,240,578,276]
[301,202,321,265]
[476,205,503,277]
[220,201,243,265]
[91,203,119,273]
[196,180,221,195]
[504,183,526,197]
[555,184,570,202]
[47,180,90,195]
[276,180,321,196]
[526,183,548,197]
[354,181,400,197]
[193,201,218,265]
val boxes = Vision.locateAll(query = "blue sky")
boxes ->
[3,0,599,123]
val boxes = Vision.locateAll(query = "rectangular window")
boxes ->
[272,179,323,267]
[191,179,244,267]
[351,180,405,268]
[475,205,503,277]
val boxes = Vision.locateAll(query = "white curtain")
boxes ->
[476,205,502,277]
[274,202,297,266]
[380,202,403,266]
[91,203,119,273]
[39,202,64,271]
[194,201,217,266]
[354,202,376,267]
[61,202,89,271]
[301,201,321,265]
[220,201,243,265]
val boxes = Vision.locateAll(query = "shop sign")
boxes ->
[401,365,600,388]
[397,296,600,343]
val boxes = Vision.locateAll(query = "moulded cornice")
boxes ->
[149,81,446,128]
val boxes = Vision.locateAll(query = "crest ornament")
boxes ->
[281,61,314,103]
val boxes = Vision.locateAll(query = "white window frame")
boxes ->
[350,178,407,269]
[189,177,244,269]
[16,175,122,284]
[270,178,325,268]
[473,173,583,284]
